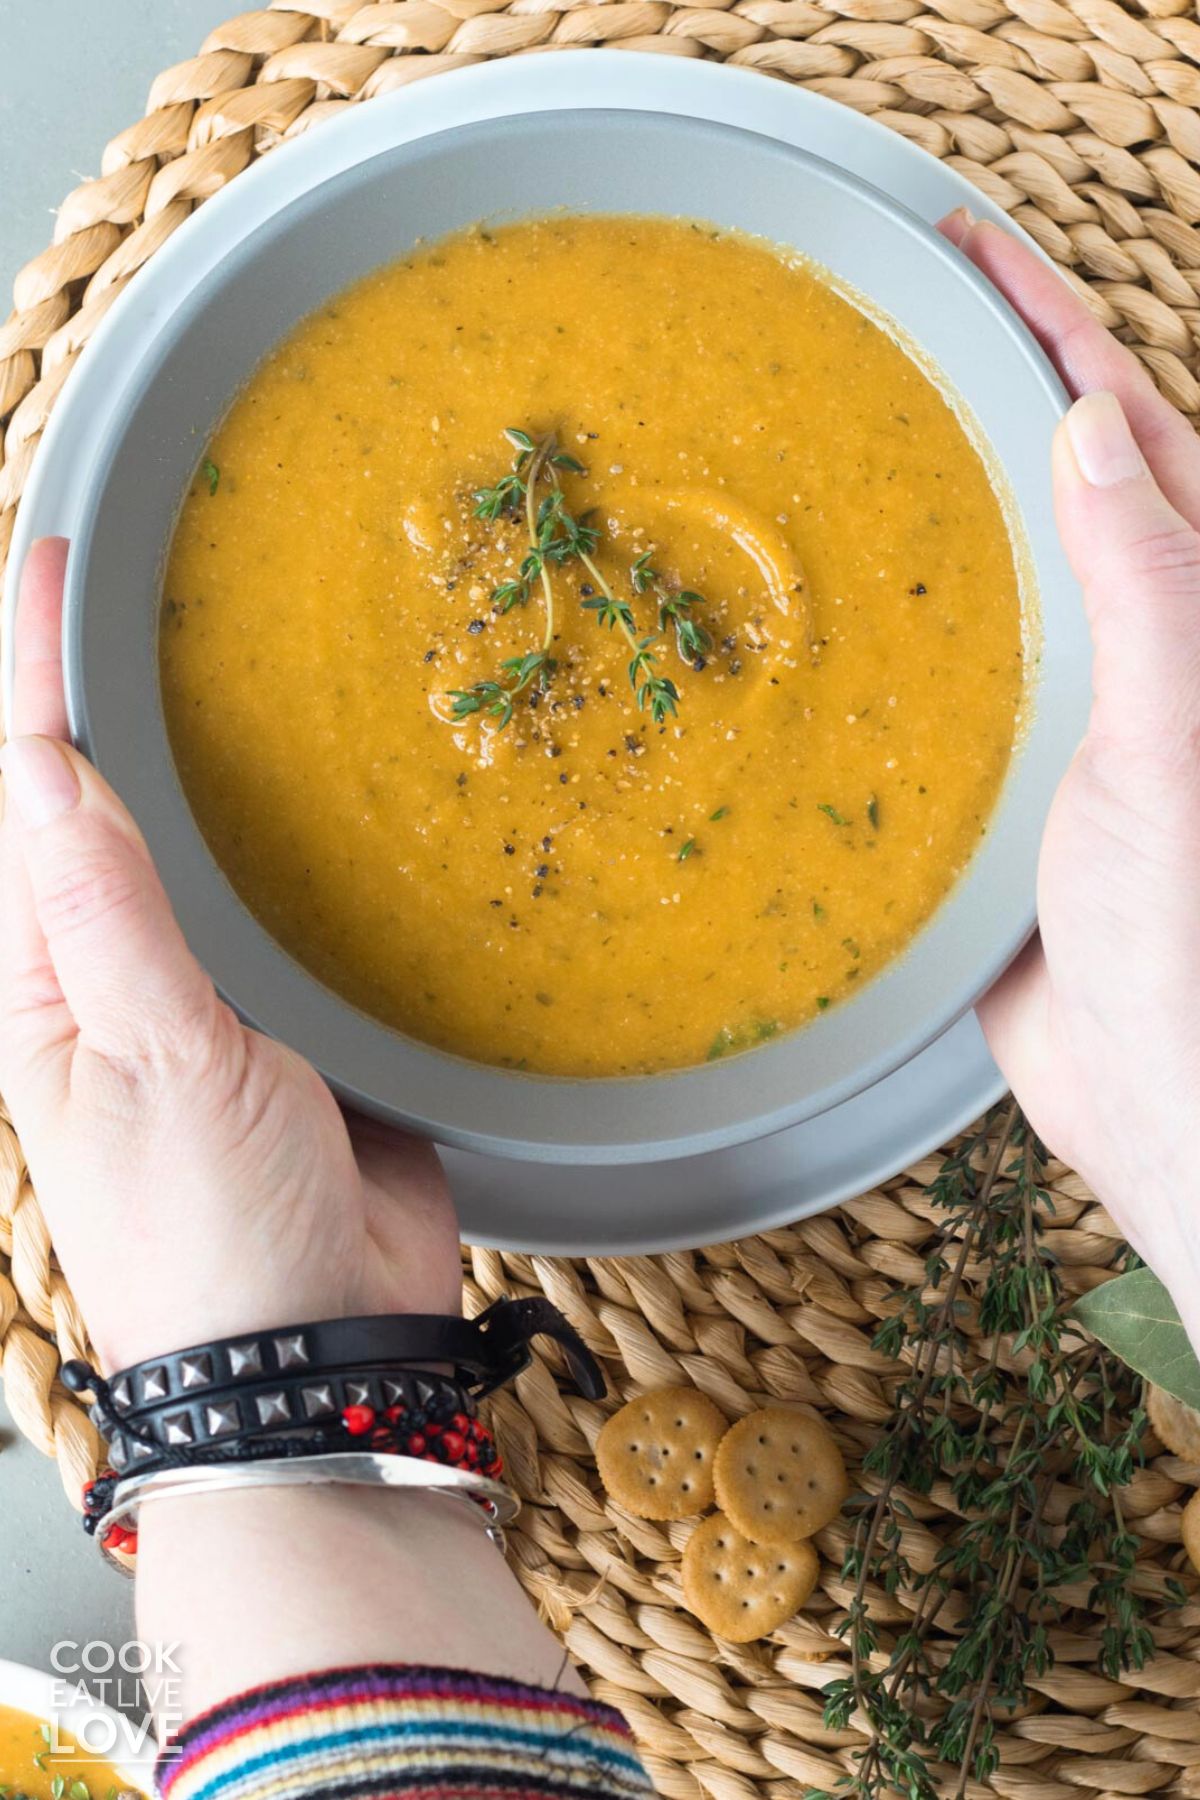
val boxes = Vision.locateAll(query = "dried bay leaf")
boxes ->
[1075,1268,1200,1409]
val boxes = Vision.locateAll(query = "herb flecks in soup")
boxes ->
[160,216,1024,1077]
[0,1705,141,1800]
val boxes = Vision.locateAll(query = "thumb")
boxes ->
[0,735,218,1061]
[1055,390,1200,752]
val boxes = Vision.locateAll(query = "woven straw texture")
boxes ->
[3,6,1200,1796]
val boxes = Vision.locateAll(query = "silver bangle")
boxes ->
[95,1452,518,1572]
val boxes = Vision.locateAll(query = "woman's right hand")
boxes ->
[0,549,583,1718]
[943,212,1200,1341]
[0,540,462,1377]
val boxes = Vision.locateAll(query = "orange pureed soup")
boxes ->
[160,215,1025,1077]
[0,1705,141,1800]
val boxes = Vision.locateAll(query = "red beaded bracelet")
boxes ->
[83,1398,503,1558]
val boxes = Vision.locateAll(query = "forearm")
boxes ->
[137,1485,586,1727]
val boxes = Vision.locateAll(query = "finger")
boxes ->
[0,735,218,1061]
[938,215,1200,530]
[938,206,973,249]
[10,537,69,741]
[976,935,1052,1094]
[0,818,72,1114]
[345,1110,462,1315]
[1054,391,1200,748]
[0,539,73,1107]
[346,1108,452,1221]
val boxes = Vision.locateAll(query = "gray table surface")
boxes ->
[0,0,233,1678]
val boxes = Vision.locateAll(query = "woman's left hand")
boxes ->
[941,211,1200,1342]
[0,538,462,1375]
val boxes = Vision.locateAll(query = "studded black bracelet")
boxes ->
[84,1297,599,1412]
[69,1356,473,1471]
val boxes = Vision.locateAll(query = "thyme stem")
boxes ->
[524,433,557,655]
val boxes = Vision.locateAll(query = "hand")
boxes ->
[943,212,1200,1335]
[0,546,582,1716]
[0,538,461,1373]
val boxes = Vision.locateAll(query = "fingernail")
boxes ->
[943,205,977,243]
[0,736,81,828]
[1064,391,1147,488]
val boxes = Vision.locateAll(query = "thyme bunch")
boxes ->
[448,428,716,730]
[812,1103,1166,1800]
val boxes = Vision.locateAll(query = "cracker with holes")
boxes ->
[682,1511,819,1642]
[1147,1384,1200,1461]
[714,1406,847,1543]
[1183,1490,1200,1577]
[596,1386,727,1519]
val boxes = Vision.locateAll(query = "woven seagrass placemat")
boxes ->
[3,5,1200,1793]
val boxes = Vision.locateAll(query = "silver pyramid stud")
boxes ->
[108,1434,128,1470]
[301,1383,335,1419]
[383,1377,411,1407]
[415,1377,436,1405]
[273,1333,309,1370]
[179,1353,213,1391]
[228,1342,264,1379]
[205,1401,241,1437]
[109,1376,132,1411]
[255,1391,291,1427]
[141,1366,169,1403]
[344,1380,371,1408]
[130,1436,155,1463]
[162,1412,194,1447]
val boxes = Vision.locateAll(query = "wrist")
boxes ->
[136,1484,584,1727]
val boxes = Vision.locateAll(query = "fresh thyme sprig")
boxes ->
[810,1103,1163,1800]
[448,650,552,729]
[473,430,583,642]
[580,553,680,725]
[632,550,713,666]
[449,428,715,730]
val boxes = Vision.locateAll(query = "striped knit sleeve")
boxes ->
[155,1665,653,1800]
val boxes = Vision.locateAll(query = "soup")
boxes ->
[0,1705,140,1800]
[160,216,1025,1077]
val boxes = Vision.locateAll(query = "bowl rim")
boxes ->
[5,61,1084,1165]
[0,1657,157,1790]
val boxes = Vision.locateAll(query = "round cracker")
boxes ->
[682,1511,819,1643]
[1147,1384,1200,1461]
[596,1386,727,1520]
[1182,1490,1200,1576]
[714,1406,848,1543]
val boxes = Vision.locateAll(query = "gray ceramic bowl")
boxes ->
[52,100,1087,1164]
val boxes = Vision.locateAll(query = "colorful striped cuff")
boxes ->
[156,1665,652,1800]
